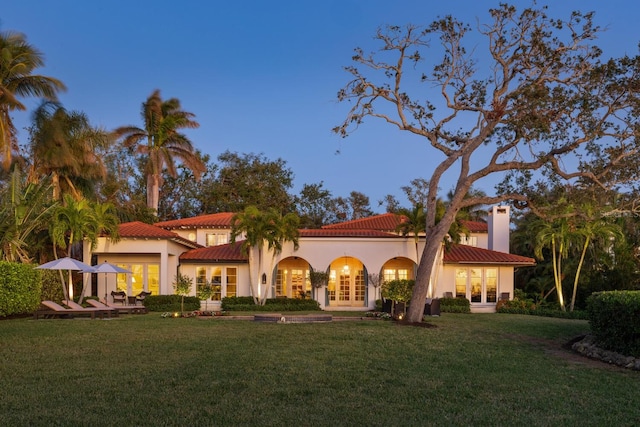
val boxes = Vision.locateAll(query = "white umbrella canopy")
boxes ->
[36,257,93,271]
[36,257,93,301]
[86,262,132,275]
[84,262,132,302]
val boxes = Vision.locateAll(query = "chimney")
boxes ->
[488,205,510,253]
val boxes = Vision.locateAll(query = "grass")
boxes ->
[0,313,638,426]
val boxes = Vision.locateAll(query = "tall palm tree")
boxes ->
[113,90,205,213]
[533,217,576,311]
[77,200,120,303]
[569,213,624,312]
[28,101,108,200]
[0,30,66,169]
[231,206,300,305]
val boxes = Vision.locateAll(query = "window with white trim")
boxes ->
[455,267,499,303]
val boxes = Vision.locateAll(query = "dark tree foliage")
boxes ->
[335,4,640,322]
[294,182,335,228]
[199,151,295,215]
[330,191,374,222]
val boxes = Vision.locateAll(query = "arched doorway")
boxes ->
[381,257,416,283]
[327,256,366,307]
[274,257,311,299]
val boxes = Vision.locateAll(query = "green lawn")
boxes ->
[0,314,638,426]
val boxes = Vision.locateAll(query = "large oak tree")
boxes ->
[335,4,640,322]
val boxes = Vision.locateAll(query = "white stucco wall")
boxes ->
[84,237,189,301]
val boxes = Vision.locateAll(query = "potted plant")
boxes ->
[197,280,214,315]
[381,279,414,319]
[309,267,329,302]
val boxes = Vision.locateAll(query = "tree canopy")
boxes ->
[335,4,640,322]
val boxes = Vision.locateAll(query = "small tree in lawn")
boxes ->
[368,272,382,301]
[173,272,192,315]
[197,280,214,311]
[382,279,415,318]
[309,268,329,301]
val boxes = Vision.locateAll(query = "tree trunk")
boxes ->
[570,238,590,312]
[406,229,447,322]
[147,174,160,212]
[551,240,566,312]
[248,248,260,305]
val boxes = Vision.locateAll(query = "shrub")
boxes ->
[0,262,42,317]
[144,295,200,312]
[496,296,588,320]
[222,296,320,311]
[440,297,471,313]
[381,279,414,304]
[222,296,255,309]
[39,269,64,302]
[587,291,640,357]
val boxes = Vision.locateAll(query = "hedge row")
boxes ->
[587,291,640,357]
[144,295,201,312]
[496,305,588,320]
[0,262,42,317]
[439,297,471,313]
[222,296,320,311]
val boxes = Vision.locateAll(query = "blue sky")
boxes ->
[3,1,639,211]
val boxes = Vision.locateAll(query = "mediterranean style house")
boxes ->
[83,206,535,313]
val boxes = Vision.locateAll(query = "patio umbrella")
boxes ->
[84,262,132,303]
[36,257,94,301]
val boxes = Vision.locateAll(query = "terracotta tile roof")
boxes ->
[460,220,488,233]
[444,244,535,265]
[118,221,201,248]
[180,242,247,262]
[321,214,488,234]
[322,213,404,231]
[155,212,234,229]
[300,229,398,238]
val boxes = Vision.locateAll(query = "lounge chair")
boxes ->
[87,299,146,315]
[103,300,147,314]
[34,300,105,320]
[62,300,113,318]
[78,300,119,317]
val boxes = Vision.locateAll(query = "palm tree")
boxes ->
[569,213,624,312]
[0,168,57,262]
[231,206,300,305]
[0,30,66,169]
[396,203,426,262]
[50,195,120,302]
[113,90,205,213]
[28,101,108,200]
[533,217,576,311]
